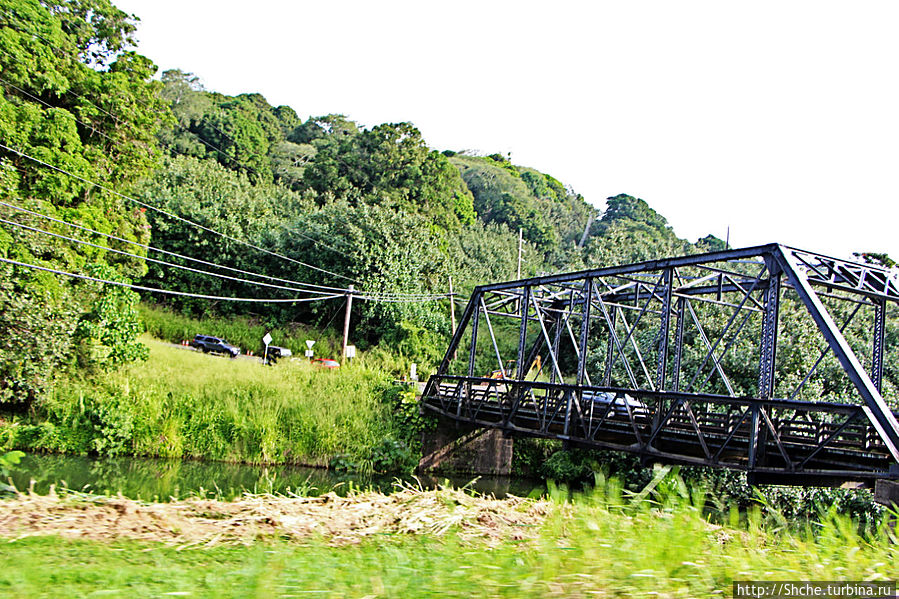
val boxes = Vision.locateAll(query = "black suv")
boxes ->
[189,335,240,358]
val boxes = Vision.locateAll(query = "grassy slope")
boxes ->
[2,337,410,467]
[0,482,896,598]
[139,303,345,359]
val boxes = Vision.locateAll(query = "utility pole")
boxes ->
[449,276,457,335]
[517,227,523,280]
[578,211,597,248]
[449,276,457,361]
[342,284,354,363]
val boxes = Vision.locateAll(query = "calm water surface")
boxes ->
[8,453,542,501]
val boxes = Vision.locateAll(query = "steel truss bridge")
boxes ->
[422,244,899,485]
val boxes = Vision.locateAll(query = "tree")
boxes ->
[136,155,307,316]
[278,201,451,360]
[0,0,167,404]
[584,194,690,266]
[301,120,474,230]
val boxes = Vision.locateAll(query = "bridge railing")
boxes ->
[422,374,897,483]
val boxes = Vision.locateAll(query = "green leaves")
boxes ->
[0,0,165,404]
[73,263,148,371]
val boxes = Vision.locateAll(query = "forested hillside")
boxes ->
[0,0,725,407]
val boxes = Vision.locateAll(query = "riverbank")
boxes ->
[0,480,896,597]
[0,337,423,471]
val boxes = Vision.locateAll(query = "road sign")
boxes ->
[346,345,356,358]
[306,339,315,349]
[262,332,272,346]
[305,349,314,358]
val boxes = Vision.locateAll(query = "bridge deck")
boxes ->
[422,377,898,484]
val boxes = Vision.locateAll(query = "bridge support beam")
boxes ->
[874,479,899,533]
[418,416,513,476]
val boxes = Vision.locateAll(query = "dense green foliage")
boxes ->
[0,0,168,404]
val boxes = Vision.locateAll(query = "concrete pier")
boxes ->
[418,417,513,476]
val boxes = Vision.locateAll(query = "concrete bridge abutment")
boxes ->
[418,416,513,476]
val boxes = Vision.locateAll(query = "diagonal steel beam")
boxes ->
[776,245,899,462]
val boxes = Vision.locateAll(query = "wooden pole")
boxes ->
[449,276,457,335]
[342,284,354,363]
[517,227,523,280]
[449,276,457,361]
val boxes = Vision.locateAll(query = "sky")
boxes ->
[115,0,899,259]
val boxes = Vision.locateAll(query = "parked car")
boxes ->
[582,391,649,418]
[189,334,240,358]
[266,346,292,364]
[312,358,340,369]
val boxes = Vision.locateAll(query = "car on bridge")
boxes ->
[189,335,240,358]
[582,391,649,418]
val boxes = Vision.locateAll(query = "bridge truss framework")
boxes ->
[422,244,899,485]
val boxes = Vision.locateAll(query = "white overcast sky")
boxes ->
[115,1,899,259]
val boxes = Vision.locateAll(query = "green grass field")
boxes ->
[1,337,420,470]
[0,478,896,598]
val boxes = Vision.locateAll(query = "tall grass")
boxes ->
[2,338,414,468]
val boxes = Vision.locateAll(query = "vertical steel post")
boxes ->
[752,264,781,469]
[873,299,886,392]
[602,306,618,386]
[672,297,685,392]
[748,406,761,470]
[576,278,593,386]
[656,268,673,391]
[758,272,782,399]
[516,285,531,381]
[467,301,480,378]
[463,299,481,418]
[550,309,563,385]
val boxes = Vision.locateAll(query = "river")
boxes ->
[6,453,542,501]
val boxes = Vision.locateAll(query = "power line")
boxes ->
[0,199,449,300]
[0,196,453,299]
[0,142,360,283]
[0,75,120,147]
[0,256,343,304]
[0,216,341,298]
[357,294,452,302]
[0,200,348,293]
[282,224,355,261]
